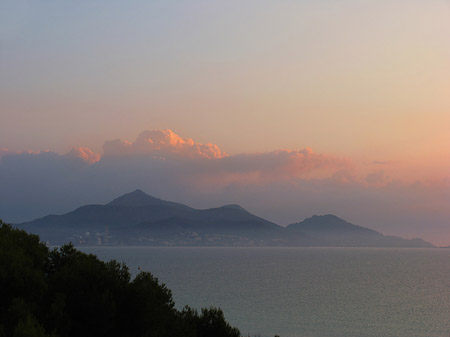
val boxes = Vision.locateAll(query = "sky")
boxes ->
[1,1,449,245]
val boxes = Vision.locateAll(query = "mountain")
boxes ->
[286,214,433,247]
[17,190,434,247]
[108,189,190,209]
[18,189,283,246]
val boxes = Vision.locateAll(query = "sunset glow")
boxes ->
[1,0,449,245]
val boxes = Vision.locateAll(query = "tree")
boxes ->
[197,307,241,337]
[0,221,49,337]
[0,220,241,337]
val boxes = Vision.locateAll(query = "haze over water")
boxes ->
[80,246,450,337]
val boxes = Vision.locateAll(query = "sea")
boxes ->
[78,246,450,337]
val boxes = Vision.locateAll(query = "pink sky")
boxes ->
[0,129,449,245]
[0,1,449,244]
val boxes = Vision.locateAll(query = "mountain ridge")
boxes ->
[17,190,434,248]
[108,189,192,210]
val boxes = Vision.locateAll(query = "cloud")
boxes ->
[95,129,353,191]
[101,130,351,185]
[372,160,395,165]
[220,148,349,175]
[65,147,100,164]
[103,129,226,159]
[0,129,449,245]
[0,148,9,159]
[183,148,352,188]
[1,129,352,223]
[0,147,100,164]
[0,149,99,225]
[365,170,386,185]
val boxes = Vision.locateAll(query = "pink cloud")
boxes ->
[364,170,386,184]
[1,129,449,245]
[103,129,226,160]
[0,147,100,164]
[99,129,351,186]
[0,148,9,159]
[218,148,351,180]
[372,160,395,166]
[65,147,101,164]
[178,149,353,191]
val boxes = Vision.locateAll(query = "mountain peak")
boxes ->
[287,214,375,233]
[221,204,247,211]
[107,189,185,208]
[310,214,342,221]
[130,189,146,195]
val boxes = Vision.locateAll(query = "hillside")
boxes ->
[18,190,434,247]
[286,214,433,247]
[19,189,283,246]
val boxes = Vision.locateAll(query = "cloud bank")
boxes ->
[0,129,449,245]
[103,129,226,159]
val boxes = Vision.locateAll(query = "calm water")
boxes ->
[79,247,450,337]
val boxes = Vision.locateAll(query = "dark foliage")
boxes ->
[0,220,240,337]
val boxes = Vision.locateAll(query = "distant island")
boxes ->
[17,189,433,248]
